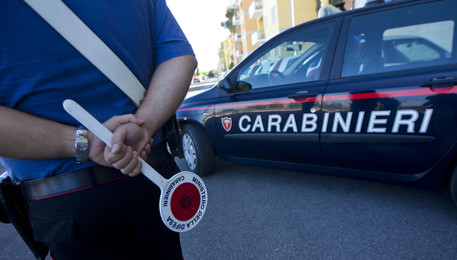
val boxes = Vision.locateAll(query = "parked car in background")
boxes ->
[192,76,200,83]
[176,0,457,206]
[268,56,300,74]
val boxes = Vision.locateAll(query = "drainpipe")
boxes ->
[290,0,294,27]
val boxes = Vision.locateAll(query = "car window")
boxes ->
[236,22,335,91]
[342,1,457,77]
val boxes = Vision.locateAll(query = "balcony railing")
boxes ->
[249,0,263,19]
[251,30,265,45]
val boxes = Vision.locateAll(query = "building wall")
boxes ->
[243,0,260,55]
[262,0,277,38]
[227,0,351,67]
[293,0,319,26]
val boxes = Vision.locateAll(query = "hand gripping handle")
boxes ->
[63,99,166,188]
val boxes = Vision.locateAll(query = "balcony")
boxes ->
[232,15,240,26]
[233,34,242,43]
[251,30,265,45]
[249,0,263,19]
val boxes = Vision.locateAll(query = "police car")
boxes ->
[176,0,457,206]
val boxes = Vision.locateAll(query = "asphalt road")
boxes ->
[186,81,216,98]
[179,161,457,260]
[2,161,457,259]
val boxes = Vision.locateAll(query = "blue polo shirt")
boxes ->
[0,0,194,181]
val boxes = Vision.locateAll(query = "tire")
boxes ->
[451,166,457,208]
[181,124,215,176]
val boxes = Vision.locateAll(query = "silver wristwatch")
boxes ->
[75,126,89,163]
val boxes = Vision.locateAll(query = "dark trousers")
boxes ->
[26,147,182,260]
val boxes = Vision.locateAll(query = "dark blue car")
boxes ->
[176,0,457,206]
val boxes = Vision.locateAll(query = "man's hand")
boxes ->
[110,122,153,159]
[103,123,153,177]
[87,114,148,175]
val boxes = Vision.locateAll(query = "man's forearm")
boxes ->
[135,55,197,136]
[0,54,196,160]
[0,106,75,159]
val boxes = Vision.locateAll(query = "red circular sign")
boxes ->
[170,182,201,221]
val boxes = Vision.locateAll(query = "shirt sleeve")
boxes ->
[152,0,195,68]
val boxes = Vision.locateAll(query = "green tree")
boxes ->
[207,70,216,78]
[221,8,235,33]
[218,40,233,71]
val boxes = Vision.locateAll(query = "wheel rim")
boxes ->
[182,133,197,170]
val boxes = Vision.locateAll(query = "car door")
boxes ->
[321,0,457,175]
[214,20,340,165]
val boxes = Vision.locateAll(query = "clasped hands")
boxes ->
[87,114,153,177]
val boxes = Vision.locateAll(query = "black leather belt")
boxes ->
[22,142,168,201]
[22,166,126,201]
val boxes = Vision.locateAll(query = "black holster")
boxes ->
[163,114,184,159]
[0,176,49,260]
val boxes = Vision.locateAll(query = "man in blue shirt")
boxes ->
[0,0,197,259]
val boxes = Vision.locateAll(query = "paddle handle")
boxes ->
[63,99,166,188]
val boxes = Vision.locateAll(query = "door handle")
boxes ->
[419,77,457,88]
[288,91,317,99]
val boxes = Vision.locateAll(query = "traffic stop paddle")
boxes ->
[63,99,207,232]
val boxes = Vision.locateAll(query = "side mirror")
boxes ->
[236,81,252,91]
[218,78,233,93]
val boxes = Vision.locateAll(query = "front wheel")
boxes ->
[181,124,215,176]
